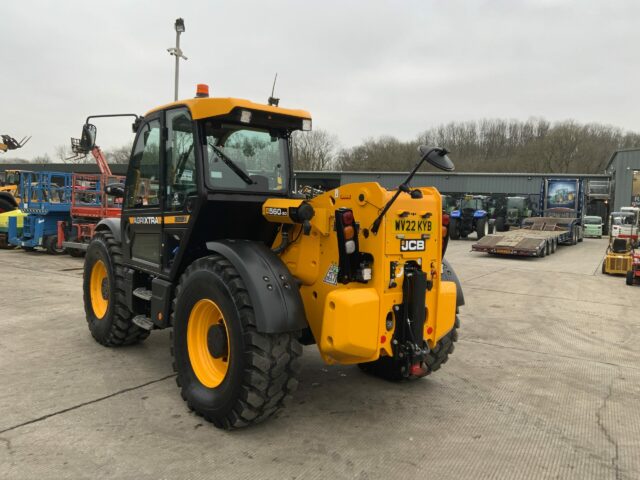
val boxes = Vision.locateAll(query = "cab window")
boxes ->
[165,109,196,211]
[126,119,161,208]
[203,122,288,192]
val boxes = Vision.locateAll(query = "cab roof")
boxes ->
[146,97,311,121]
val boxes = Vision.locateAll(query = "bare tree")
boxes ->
[418,118,640,173]
[31,153,51,164]
[104,145,131,165]
[55,143,90,164]
[337,136,419,171]
[1,156,31,164]
[291,130,340,171]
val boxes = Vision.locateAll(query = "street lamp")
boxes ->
[167,18,187,101]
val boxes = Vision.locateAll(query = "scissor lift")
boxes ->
[56,135,124,255]
[8,171,72,253]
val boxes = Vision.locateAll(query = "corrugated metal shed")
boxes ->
[295,171,610,196]
[1,163,612,200]
[605,148,640,210]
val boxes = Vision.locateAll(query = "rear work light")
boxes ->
[239,110,252,123]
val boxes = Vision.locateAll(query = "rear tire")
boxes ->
[627,270,634,286]
[83,231,150,346]
[0,234,15,250]
[449,218,460,240]
[171,255,302,429]
[358,315,460,381]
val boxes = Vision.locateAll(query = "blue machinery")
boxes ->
[8,171,72,253]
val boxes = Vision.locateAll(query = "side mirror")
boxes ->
[105,183,125,198]
[418,145,455,172]
[80,123,97,151]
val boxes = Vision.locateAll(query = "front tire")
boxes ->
[171,255,302,429]
[83,231,150,346]
[44,235,65,255]
[449,218,460,240]
[627,270,635,286]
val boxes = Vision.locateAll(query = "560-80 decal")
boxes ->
[265,207,288,216]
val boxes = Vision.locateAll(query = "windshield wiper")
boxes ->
[208,143,254,185]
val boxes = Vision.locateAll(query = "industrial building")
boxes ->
[6,149,640,220]
[605,147,640,211]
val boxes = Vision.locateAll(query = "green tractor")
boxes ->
[493,196,531,232]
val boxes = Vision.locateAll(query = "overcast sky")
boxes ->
[2,0,639,160]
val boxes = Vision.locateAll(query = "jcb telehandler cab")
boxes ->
[82,85,464,429]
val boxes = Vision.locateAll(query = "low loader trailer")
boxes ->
[472,178,585,258]
[472,216,580,257]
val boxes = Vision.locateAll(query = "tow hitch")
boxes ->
[392,262,431,377]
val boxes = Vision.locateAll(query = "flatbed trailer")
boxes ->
[472,216,581,257]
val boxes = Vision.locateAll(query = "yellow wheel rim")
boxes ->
[90,259,109,319]
[187,299,230,388]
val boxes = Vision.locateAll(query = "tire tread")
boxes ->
[171,255,302,429]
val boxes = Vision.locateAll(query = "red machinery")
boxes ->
[57,138,124,255]
[627,252,640,286]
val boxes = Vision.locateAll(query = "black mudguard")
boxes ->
[206,240,308,334]
[95,217,122,241]
[442,258,465,307]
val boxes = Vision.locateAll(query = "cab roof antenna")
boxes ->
[268,73,279,106]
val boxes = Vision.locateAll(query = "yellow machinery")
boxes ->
[80,85,463,429]
[0,209,26,249]
[602,238,633,275]
[0,169,26,212]
[0,134,30,153]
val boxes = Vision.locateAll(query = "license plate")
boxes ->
[393,218,432,234]
[496,248,511,254]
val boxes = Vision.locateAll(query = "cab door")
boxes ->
[161,107,198,274]
[122,114,163,272]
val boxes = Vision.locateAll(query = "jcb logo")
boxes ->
[400,239,425,252]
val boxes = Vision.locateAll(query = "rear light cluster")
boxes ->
[335,208,372,284]
[341,209,356,254]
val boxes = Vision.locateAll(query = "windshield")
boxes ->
[584,216,601,225]
[507,198,525,209]
[6,172,19,185]
[461,198,483,210]
[203,122,288,193]
[611,214,634,226]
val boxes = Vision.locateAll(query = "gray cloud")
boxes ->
[2,0,639,160]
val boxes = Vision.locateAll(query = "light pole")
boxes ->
[167,18,187,101]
